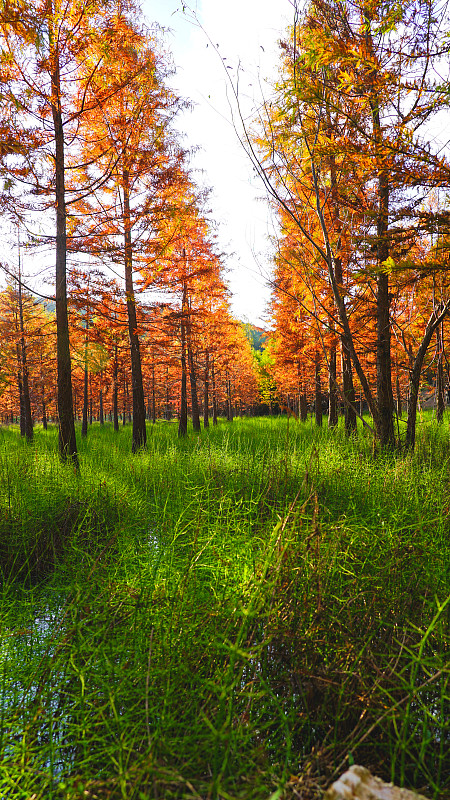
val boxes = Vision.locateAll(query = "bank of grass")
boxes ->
[0,414,448,799]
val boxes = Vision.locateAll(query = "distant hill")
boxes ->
[242,323,268,353]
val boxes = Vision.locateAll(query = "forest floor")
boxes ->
[0,415,448,800]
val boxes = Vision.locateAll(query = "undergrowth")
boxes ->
[0,415,448,799]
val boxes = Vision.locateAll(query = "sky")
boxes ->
[140,0,294,326]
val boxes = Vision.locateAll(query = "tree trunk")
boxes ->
[315,351,322,427]
[178,284,188,437]
[396,375,402,418]
[99,376,104,426]
[165,366,171,420]
[342,344,357,433]
[226,373,233,422]
[368,16,395,448]
[42,395,47,430]
[212,360,218,426]
[16,343,25,437]
[299,392,308,422]
[17,267,33,442]
[151,363,156,424]
[405,305,449,449]
[123,168,146,452]
[50,32,77,465]
[81,367,88,437]
[188,345,201,432]
[204,350,210,428]
[113,341,119,432]
[436,324,445,423]
[328,342,338,427]
[123,376,127,426]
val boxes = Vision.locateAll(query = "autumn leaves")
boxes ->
[0,0,257,457]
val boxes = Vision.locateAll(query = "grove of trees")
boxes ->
[251,0,450,449]
[1,0,450,457]
[0,0,260,459]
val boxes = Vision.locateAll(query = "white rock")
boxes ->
[325,765,430,800]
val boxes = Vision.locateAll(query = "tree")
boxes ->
[70,5,185,451]
[0,0,137,463]
[252,0,450,448]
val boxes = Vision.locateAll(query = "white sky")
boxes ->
[141,0,294,326]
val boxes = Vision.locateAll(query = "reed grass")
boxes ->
[0,415,448,799]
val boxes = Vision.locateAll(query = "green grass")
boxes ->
[0,414,448,799]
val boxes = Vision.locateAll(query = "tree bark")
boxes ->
[17,269,33,442]
[178,283,188,437]
[151,363,156,424]
[226,373,233,422]
[396,375,402,418]
[405,304,450,449]
[315,350,322,427]
[123,167,146,452]
[165,366,171,420]
[367,13,395,448]
[16,342,25,437]
[328,342,338,427]
[212,359,218,425]
[342,344,357,434]
[113,341,119,432]
[99,372,104,425]
[436,324,445,423]
[188,345,201,432]
[50,28,78,465]
[81,367,88,437]
[204,350,210,428]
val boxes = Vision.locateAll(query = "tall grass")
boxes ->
[0,415,448,799]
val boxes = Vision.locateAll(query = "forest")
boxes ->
[0,0,449,798]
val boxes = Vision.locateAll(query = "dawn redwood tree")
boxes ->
[252,0,450,448]
[0,0,137,463]
[72,5,185,452]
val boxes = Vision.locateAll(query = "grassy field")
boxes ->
[0,415,448,799]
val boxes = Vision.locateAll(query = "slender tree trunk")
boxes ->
[342,344,357,433]
[113,341,119,432]
[188,346,201,432]
[16,343,25,437]
[17,267,33,442]
[99,371,104,426]
[299,392,308,422]
[396,375,402,418]
[81,367,88,437]
[436,324,445,423]
[123,168,146,452]
[123,376,127,426]
[328,342,338,427]
[315,350,322,427]
[367,16,395,448]
[151,363,156,424]
[328,142,356,435]
[50,32,77,464]
[204,350,210,428]
[212,360,218,425]
[405,305,450,449]
[226,373,233,422]
[165,365,171,420]
[42,394,47,430]
[178,284,188,437]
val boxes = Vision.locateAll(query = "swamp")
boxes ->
[0,415,448,799]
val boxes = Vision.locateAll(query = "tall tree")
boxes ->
[0,0,135,463]
[253,0,450,448]
[71,6,185,451]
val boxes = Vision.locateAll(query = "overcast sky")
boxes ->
[141,0,294,325]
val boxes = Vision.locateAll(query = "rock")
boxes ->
[325,765,430,800]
